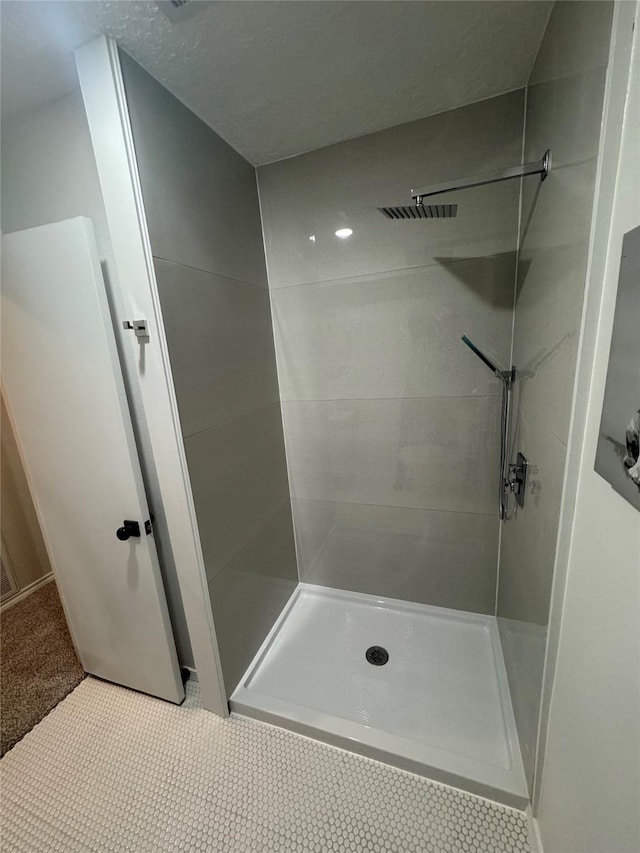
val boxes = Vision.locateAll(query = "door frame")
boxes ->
[76,35,227,716]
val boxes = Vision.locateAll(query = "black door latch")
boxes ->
[116,520,141,541]
[116,515,154,541]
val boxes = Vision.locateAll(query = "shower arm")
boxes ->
[461,335,515,386]
[411,150,551,203]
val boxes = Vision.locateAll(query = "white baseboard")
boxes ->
[0,572,54,612]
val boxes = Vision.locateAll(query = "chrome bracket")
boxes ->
[500,367,517,386]
[122,319,149,339]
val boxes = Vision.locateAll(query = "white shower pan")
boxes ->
[231,584,528,808]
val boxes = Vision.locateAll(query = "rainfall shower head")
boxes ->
[461,335,515,385]
[378,203,458,220]
[381,150,551,224]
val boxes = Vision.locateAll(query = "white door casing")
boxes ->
[75,35,227,715]
[2,217,184,704]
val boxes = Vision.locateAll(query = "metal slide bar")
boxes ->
[460,335,517,520]
[411,150,551,202]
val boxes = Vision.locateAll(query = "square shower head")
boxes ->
[378,204,458,220]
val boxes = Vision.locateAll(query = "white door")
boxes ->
[2,217,184,704]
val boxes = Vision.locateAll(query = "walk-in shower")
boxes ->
[232,135,553,808]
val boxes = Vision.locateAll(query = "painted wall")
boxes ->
[0,91,194,668]
[258,92,523,613]
[497,0,614,791]
[1,394,52,592]
[120,53,298,696]
[536,4,640,848]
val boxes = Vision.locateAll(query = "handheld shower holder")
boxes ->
[500,367,517,386]
[461,335,517,520]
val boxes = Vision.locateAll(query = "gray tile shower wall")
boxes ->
[282,398,501,516]
[153,259,280,435]
[496,1,614,793]
[292,500,499,614]
[120,51,298,698]
[258,91,525,613]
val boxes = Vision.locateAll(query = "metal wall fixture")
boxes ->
[411,149,551,207]
[122,319,149,339]
[461,336,518,521]
[385,151,554,514]
[378,203,458,220]
[427,153,553,518]
[378,151,551,220]
[507,452,529,510]
[461,335,515,387]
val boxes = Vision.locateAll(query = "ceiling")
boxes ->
[0,0,552,165]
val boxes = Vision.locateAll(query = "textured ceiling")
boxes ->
[0,1,552,165]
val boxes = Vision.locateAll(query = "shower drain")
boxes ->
[365,646,389,666]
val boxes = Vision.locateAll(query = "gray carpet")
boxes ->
[0,580,85,755]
